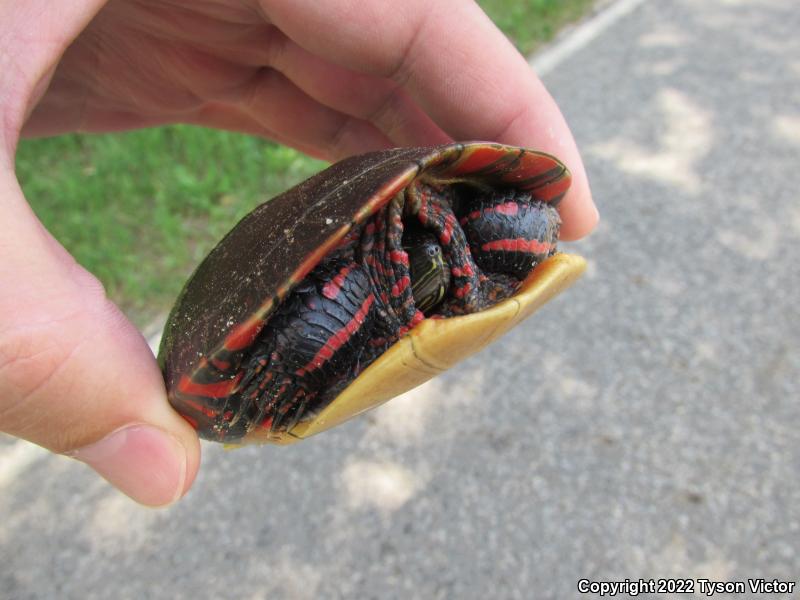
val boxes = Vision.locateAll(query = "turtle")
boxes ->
[158,142,586,445]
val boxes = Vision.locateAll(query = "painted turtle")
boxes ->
[158,142,586,445]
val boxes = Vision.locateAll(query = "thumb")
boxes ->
[0,171,200,507]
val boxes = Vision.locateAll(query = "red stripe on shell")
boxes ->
[179,373,243,399]
[180,398,217,420]
[446,146,510,176]
[224,318,266,352]
[521,172,571,202]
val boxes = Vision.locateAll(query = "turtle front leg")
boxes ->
[236,259,379,436]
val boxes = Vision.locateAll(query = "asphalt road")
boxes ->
[2,1,799,598]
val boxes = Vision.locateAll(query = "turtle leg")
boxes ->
[237,259,381,434]
[458,190,561,278]
[405,181,484,313]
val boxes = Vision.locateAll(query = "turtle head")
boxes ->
[402,224,450,314]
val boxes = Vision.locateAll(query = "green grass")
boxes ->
[15,129,325,325]
[15,0,594,328]
[481,0,595,55]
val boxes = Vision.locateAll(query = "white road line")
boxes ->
[530,0,651,75]
[148,330,162,355]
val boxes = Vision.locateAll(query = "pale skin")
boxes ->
[0,0,598,506]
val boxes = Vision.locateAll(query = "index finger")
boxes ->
[260,0,597,240]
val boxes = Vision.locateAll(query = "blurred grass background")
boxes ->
[15,0,595,328]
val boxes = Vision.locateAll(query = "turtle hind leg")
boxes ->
[271,388,312,434]
[240,367,311,436]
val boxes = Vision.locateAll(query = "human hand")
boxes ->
[1,0,597,506]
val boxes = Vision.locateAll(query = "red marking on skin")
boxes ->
[451,263,475,278]
[481,239,554,254]
[210,357,230,372]
[179,373,243,399]
[259,416,274,430]
[365,222,376,235]
[322,264,353,300]
[367,256,386,275]
[462,202,521,225]
[257,371,274,391]
[390,250,409,265]
[365,255,386,275]
[225,319,264,351]
[391,275,410,297]
[493,202,520,216]
[454,283,472,299]
[440,214,456,244]
[296,294,375,376]
[398,311,425,336]
[418,197,429,224]
[223,410,233,421]
[336,228,359,250]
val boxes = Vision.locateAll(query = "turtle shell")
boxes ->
[158,142,586,445]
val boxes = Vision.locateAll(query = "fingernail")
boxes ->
[70,424,188,507]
